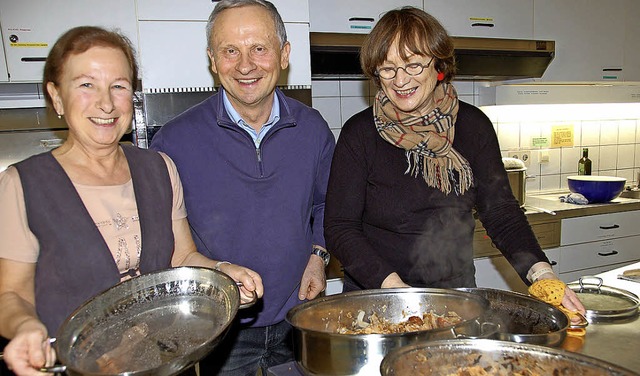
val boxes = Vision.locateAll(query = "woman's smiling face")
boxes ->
[378,39,438,115]
[47,46,133,149]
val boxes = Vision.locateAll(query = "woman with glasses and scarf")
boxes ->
[323,7,584,315]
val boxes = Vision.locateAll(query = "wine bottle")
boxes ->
[578,148,592,175]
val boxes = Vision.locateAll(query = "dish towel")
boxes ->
[528,279,587,337]
[559,193,589,205]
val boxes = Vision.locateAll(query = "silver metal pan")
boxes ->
[6,267,254,376]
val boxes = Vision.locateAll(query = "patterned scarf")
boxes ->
[373,83,473,195]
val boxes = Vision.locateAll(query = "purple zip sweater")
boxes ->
[151,88,335,327]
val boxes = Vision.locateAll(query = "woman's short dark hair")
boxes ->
[360,7,456,89]
[43,26,138,107]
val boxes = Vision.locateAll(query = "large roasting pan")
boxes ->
[380,338,640,376]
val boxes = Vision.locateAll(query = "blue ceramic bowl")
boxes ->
[567,176,627,203]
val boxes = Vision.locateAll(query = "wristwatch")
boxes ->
[311,246,330,267]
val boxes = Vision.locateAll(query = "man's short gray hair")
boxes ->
[206,0,288,51]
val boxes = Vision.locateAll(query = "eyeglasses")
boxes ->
[375,57,435,80]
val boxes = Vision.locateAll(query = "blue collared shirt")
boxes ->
[222,89,280,148]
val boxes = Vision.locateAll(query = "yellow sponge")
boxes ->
[529,279,586,337]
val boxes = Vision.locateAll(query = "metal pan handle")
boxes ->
[236,282,258,309]
[569,312,590,329]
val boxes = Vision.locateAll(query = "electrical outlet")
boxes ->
[507,150,531,167]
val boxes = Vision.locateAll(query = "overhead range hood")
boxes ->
[309,33,555,81]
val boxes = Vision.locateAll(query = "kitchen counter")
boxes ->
[523,192,640,220]
[565,261,640,372]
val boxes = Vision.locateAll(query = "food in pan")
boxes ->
[337,309,463,334]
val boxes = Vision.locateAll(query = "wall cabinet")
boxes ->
[0,0,138,83]
[623,0,640,82]
[0,35,8,82]
[534,0,627,82]
[309,0,421,34]
[424,0,534,40]
[136,0,311,91]
[136,0,308,23]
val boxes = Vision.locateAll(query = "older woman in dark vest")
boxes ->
[0,26,263,375]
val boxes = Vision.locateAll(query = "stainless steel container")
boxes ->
[286,288,494,376]
[503,158,527,207]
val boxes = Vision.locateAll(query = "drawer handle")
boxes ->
[597,250,619,257]
[348,17,375,22]
[599,224,620,230]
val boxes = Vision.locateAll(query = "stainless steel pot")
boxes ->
[380,339,640,376]
[21,267,253,376]
[457,287,579,347]
[286,288,495,376]
[506,167,527,207]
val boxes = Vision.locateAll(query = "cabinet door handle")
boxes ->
[599,224,620,230]
[597,250,619,257]
[21,57,47,62]
[549,260,558,266]
[348,17,375,22]
[471,23,495,28]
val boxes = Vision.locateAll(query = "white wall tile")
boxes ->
[540,174,561,191]
[540,148,561,175]
[560,173,572,190]
[561,147,581,174]
[599,145,618,170]
[497,122,520,150]
[581,121,601,146]
[619,120,636,144]
[340,96,369,124]
[339,80,369,97]
[525,174,540,192]
[616,168,635,182]
[313,97,342,129]
[312,80,340,97]
[599,121,618,145]
[520,122,542,149]
[617,144,636,169]
[599,169,617,177]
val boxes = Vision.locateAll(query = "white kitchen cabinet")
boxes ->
[534,0,626,82]
[137,22,310,91]
[309,0,422,34]
[560,211,640,246]
[555,210,640,282]
[135,0,310,91]
[424,0,534,40]
[623,0,640,81]
[0,0,138,83]
[0,32,9,82]
[136,0,308,23]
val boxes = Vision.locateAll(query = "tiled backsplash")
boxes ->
[312,79,640,193]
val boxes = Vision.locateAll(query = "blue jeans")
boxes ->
[198,320,294,376]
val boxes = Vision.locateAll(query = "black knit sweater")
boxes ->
[324,101,547,290]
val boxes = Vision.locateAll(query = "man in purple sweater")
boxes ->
[150,0,334,375]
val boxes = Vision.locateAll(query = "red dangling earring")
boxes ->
[437,71,445,81]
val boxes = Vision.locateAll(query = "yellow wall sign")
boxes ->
[10,43,48,48]
[551,125,574,147]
